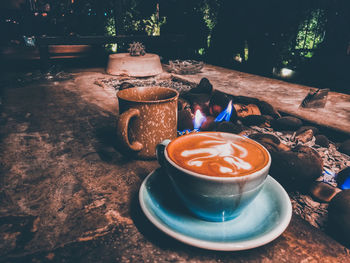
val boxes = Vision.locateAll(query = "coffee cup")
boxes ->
[117,86,179,159]
[156,132,271,222]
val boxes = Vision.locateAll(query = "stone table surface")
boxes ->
[0,68,350,263]
[173,64,350,135]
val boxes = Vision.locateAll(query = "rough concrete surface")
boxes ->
[0,68,349,263]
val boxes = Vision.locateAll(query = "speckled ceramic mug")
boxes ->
[117,86,179,159]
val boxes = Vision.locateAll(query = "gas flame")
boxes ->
[215,100,233,122]
[341,177,350,190]
[193,109,206,131]
[323,168,350,190]
[178,101,234,135]
[334,168,350,190]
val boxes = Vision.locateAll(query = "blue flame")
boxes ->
[215,100,233,122]
[322,168,334,176]
[321,168,337,186]
[339,170,350,190]
[178,129,192,136]
[341,177,350,190]
[324,170,331,175]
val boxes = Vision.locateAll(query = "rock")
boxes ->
[296,126,319,136]
[200,116,217,131]
[310,181,342,202]
[256,100,281,119]
[209,91,231,116]
[328,189,350,245]
[181,94,210,115]
[241,115,268,126]
[183,93,211,115]
[295,129,314,144]
[315,134,329,147]
[338,139,350,156]
[189,77,213,94]
[259,140,281,153]
[293,145,323,165]
[233,95,260,105]
[269,145,323,192]
[336,167,350,190]
[178,98,190,111]
[119,82,135,90]
[249,133,280,153]
[249,133,290,152]
[278,142,292,152]
[215,121,244,134]
[178,109,193,131]
[263,115,275,123]
[233,104,261,119]
[249,133,281,145]
[272,116,303,131]
[183,93,211,106]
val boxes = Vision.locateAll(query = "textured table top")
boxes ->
[0,68,349,262]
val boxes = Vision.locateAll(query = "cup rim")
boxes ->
[164,132,271,182]
[117,86,179,104]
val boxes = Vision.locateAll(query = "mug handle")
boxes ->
[156,139,171,168]
[117,109,143,152]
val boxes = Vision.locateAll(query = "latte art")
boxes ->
[167,132,269,177]
[180,139,252,175]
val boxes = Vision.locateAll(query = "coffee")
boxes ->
[166,132,269,177]
[158,132,271,221]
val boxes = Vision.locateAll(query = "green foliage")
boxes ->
[200,0,221,48]
[244,40,249,61]
[295,9,326,57]
[105,17,116,36]
[123,11,142,33]
[120,0,142,34]
[277,8,326,69]
[198,48,205,55]
[143,13,166,36]
[104,16,117,53]
[201,1,218,31]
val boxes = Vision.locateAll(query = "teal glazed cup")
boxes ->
[156,132,271,222]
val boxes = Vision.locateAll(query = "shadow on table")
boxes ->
[93,123,138,164]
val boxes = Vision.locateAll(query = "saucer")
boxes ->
[139,168,292,251]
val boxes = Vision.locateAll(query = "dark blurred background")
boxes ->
[0,0,349,94]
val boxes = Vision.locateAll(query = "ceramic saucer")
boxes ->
[139,168,292,251]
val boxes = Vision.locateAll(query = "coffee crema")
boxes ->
[166,132,269,177]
